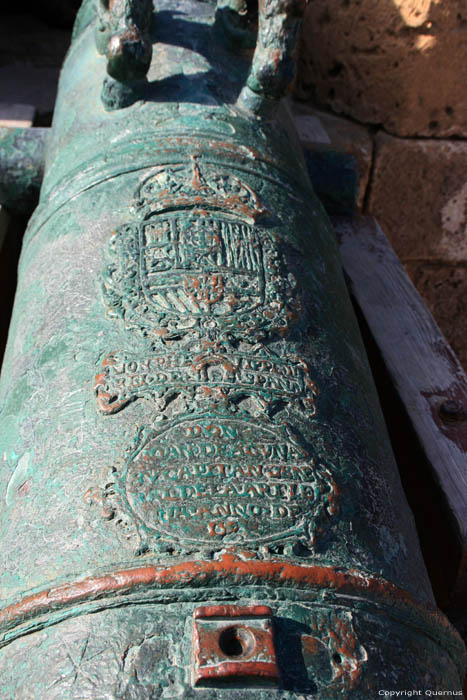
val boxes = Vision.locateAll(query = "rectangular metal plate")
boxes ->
[192,604,280,687]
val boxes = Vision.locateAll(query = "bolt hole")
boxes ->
[218,626,255,658]
[439,400,466,422]
[332,652,342,664]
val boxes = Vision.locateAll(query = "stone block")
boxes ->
[288,100,373,209]
[296,0,467,138]
[368,133,467,263]
[404,262,467,369]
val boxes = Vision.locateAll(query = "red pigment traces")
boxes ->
[195,661,279,682]
[193,604,279,685]
[94,353,130,414]
[0,554,454,637]
[195,605,272,619]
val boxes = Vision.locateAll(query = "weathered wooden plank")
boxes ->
[335,214,467,604]
[0,103,35,128]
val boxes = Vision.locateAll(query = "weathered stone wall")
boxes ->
[369,135,467,368]
[296,0,467,138]
[295,0,467,368]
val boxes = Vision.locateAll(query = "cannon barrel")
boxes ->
[0,0,465,697]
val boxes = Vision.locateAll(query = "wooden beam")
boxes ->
[0,103,35,128]
[335,215,467,606]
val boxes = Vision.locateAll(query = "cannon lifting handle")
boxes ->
[97,0,306,113]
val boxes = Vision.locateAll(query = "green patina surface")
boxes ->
[0,0,464,697]
[0,128,48,214]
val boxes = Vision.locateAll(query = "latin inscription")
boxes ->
[95,349,317,416]
[123,417,337,547]
[94,158,339,556]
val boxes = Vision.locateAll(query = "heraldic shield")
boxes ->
[103,158,299,339]
[139,214,266,318]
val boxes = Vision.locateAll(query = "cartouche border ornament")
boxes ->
[87,410,339,557]
[93,156,340,559]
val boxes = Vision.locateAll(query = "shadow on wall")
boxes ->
[295,0,467,137]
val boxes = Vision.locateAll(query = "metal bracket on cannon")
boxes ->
[192,604,280,687]
[95,0,306,114]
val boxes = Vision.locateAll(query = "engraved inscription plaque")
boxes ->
[120,415,337,549]
[96,157,338,556]
[95,347,317,417]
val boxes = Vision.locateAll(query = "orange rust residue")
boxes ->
[83,487,114,520]
[194,661,279,683]
[302,635,319,655]
[193,603,279,685]
[195,604,272,619]
[329,617,365,688]
[17,480,31,497]
[0,554,452,636]
[193,353,236,379]
[94,353,130,414]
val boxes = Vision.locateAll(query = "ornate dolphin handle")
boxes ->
[96,0,153,110]
[96,0,305,114]
[237,0,307,115]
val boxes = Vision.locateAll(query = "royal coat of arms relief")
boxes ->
[89,156,339,557]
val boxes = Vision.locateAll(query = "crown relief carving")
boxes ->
[134,156,267,224]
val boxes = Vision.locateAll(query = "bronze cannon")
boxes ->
[0,0,465,696]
